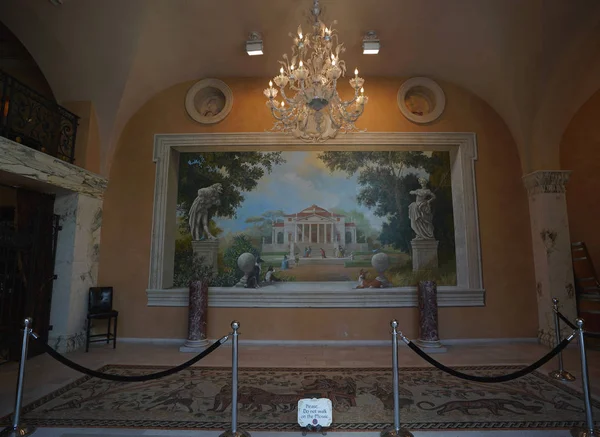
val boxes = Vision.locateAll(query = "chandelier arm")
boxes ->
[269,105,292,122]
[273,110,298,126]
[339,105,365,123]
[339,92,361,107]
[272,106,302,128]
[278,88,297,105]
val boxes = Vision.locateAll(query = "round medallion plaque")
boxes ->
[397,77,446,124]
[185,79,233,124]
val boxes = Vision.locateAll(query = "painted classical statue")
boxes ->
[408,177,436,240]
[189,183,223,240]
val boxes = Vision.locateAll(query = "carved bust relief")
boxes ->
[185,79,233,124]
[397,77,446,124]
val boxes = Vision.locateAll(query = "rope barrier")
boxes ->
[402,333,575,383]
[30,332,228,382]
[555,311,600,338]
[556,310,578,330]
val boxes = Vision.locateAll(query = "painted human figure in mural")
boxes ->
[408,177,436,240]
[188,183,223,240]
[281,254,289,270]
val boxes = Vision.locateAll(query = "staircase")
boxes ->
[571,241,600,347]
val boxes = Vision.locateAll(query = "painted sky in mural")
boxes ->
[211,151,429,234]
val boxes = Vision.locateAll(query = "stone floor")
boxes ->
[0,340,598,436]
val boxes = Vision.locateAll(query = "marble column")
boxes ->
[183,240,218,351]
[523,170,577,346]
[415,281,447,353]
[50,193,103,353]
[180,279,209,352]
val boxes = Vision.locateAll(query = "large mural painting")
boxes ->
[173,150,456,288]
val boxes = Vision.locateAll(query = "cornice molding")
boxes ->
[146,285,485,308]
[154,132,478,160]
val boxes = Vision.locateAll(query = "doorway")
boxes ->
[0,186,59,363]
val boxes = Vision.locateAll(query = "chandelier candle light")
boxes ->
[264,0,368,142]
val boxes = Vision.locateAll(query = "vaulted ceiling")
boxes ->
[1,0,600,175]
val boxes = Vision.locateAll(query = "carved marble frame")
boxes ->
[146,132,484,308]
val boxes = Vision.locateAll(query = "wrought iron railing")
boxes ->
[0,71,79,163]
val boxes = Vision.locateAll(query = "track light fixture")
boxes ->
[246,32,263,56]
[362,31,380,55]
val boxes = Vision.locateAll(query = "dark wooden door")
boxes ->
[0,189,58,362]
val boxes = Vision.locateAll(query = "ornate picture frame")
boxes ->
[146,133,484,309]
[185,78,233,125]
[397,77,446,124]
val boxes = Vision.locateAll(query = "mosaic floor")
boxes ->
[2,341,599,436]
[2,364,598,432]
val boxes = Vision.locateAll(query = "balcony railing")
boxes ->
[0,70,79,163]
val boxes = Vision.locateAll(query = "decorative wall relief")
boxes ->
[185,79,233,124]
[565,283,575,299]
[397,77,446,124]
[540,229,558,254]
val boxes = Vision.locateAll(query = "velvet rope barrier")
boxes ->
[402,333,575,383]
[30,332,229,382]
[556,311,600,338]
[556,311,578,330]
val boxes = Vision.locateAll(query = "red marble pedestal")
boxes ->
[415,280,447,353]
[180,279,209,352]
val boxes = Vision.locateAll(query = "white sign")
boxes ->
[297,398,333,428]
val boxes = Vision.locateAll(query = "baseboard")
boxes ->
[119,337,540,347]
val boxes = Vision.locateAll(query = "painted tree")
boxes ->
[244,209,285,242]
[318,151,453,254]
[175,152,285,286]
[177,151,286,225]
[329,207,378,244]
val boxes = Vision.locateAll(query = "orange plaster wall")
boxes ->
[98,77,537,341]
[561,89,600,276]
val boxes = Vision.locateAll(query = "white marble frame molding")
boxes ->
[147,132,484,308]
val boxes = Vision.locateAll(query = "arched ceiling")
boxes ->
[1,0,599,176]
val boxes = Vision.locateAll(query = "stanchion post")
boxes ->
[381,320,413,437]
[0,318,36,437]
[219,321,250,437]
[549,298,576,381]
[571,319,599,437]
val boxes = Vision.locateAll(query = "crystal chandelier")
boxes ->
[264,0,368,142]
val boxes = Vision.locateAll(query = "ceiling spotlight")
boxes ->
[362,31,380,55]
[246,32,263,56]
